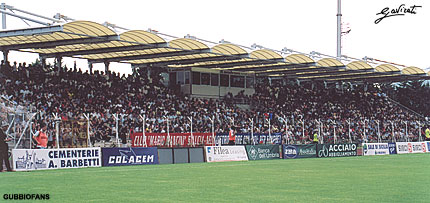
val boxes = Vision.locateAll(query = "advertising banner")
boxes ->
[216,133,252,145]
[427,142,430,152]
[388,143,397,154]
[396,142,427,154]
[362,143,389,156]
[205,146,248,162]
[215,133,282,145]
[317,143,357,158]
[131,132,215,147]
[12,147,101,171]
[283,144,317,159]
[101,147,158,166]
[410,142,427,153]
[396,142,409,154]
[245,145,280,160]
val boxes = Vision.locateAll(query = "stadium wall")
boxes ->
[157,147,205,164]
[10,142,430,171]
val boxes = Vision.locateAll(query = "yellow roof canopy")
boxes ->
[212,44,248,56]
[402,66,426,75]
[375,64,400,73]
[317,58,344,67]
[346,61,373,70]
[285,54,314,64]
[34,29,167,57]
[250,49,283,60]
[0,20,428,83]
[0,21,118,50]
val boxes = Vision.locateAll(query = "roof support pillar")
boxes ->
[131,64,137,75]
[55,56,62,72]
[2,50,8,62]
[88,62,93,74]
[39,55,46,69]
[1,3,6,29]
[104,61,110,74]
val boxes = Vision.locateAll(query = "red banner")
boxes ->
[131,132,215,147]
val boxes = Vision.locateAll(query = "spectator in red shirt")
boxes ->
[33,123,48,149]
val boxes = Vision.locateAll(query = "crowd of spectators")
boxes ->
[250,80,427,144]
[384,81,430,117]
[0,60,428,147]
[0,60,244,147]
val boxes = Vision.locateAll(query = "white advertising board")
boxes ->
[396,142,427,154]
[12,148,101,171]
[205,146,248,162]
[362,143,389,156]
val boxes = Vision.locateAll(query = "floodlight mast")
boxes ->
[336,0,342,59]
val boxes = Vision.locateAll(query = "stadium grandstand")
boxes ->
[0,2,427,150]
[0,18,429,150]
[2,2,430,202]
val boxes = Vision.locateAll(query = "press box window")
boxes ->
[230,75,245,88]
[176,71,184,85]
[201,73,210,85]
[220,74,229,87]
[211,73,219,86]
[246,77,254,88]
[185,72,190,84]
[192,72,200,85]
[169,72,177,85]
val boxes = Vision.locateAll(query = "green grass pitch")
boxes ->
[1,154,429,202]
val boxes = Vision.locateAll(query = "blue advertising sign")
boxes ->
[283,145,299,159]
[101,147,159,166]
[388,143,397,154]
[283,144,317,159]
[426,142,430,153]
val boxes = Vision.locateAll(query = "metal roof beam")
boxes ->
[307,73,418,82]
[88,50,207,63]
[132,55,238,66]
[291,69,370,78]
[39,43,167,58]
[0,25,62,37]
[298,72,383,81]
[256,66,342,76]
[194,59,278,69]
[346,75,429,83]
[0,8,52,26]
[326,75,412,83]
[1,35,119,50]
[234,63,314,72]
[156,54,251,68]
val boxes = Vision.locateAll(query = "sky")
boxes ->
[1,0,429,75]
